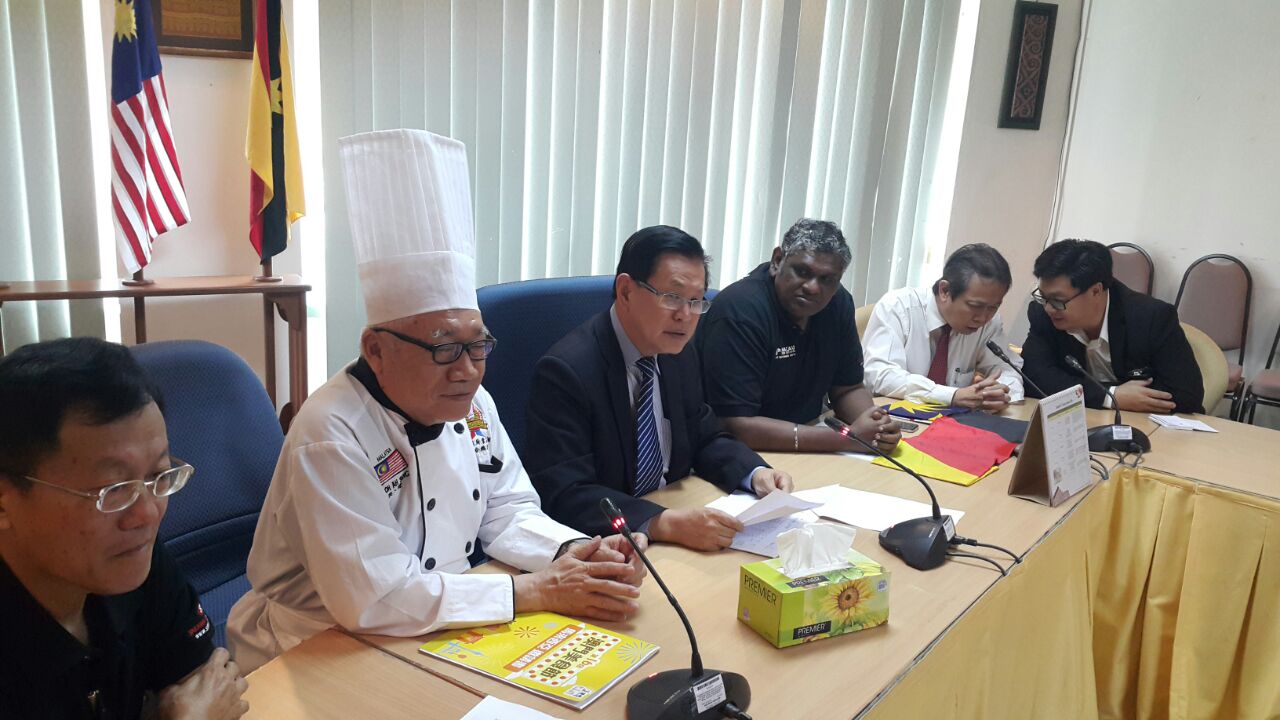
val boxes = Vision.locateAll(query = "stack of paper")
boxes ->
[1149,414,1218,432]
[705,491,822,557]
[793,485,964,532]
[708,485,965,556]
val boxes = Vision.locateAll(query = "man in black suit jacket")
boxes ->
[1022,239,1203,413]
[525,226,793,551]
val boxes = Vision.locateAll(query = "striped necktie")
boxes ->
[633,357,663,496]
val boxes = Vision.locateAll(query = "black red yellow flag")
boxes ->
[247,0,303,262]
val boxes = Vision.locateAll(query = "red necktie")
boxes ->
[927,326,951,384]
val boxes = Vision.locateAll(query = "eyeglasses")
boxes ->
[1031,287,1086,312]
[374,327,498,365]
[18,459,194,514]
[635,280,712,315]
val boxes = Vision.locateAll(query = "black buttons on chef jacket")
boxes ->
[425,557,437,570]
[465,541,472,553]
[472,489,480,501]
[454,423,465,434]
[427,498,436,511]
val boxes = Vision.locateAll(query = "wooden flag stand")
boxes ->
[254,258,284,283]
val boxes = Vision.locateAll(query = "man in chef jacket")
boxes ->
[227,129,646,672]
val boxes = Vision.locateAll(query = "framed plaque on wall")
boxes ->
[152,0,253,59]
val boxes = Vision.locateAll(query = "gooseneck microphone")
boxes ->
[985,340,1048,398]
[599,498,752,720]
[1063,355,1152,453]
[823,417,954,570]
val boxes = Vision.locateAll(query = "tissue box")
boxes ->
[737,550,890,648]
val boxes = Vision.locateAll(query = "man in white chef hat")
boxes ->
[227,129,645,672]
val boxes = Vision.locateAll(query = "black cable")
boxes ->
[951,535,1022,564]
[966,540,1022,564]
[1112,446,1144,470]
[1090,456,1109,480]
[946,551,1007,576]
[722,701,752,719]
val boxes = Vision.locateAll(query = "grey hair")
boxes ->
[780,218,851,268]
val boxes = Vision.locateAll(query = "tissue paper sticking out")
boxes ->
[777,523,857,577]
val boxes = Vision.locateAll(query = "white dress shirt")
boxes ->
[1068,294,1116,406]
[1067,294,1116,383]
[863,287,1024,405]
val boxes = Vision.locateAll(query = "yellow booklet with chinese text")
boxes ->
[419,613,659,709]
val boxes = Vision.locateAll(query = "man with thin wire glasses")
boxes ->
[0,337,248,720]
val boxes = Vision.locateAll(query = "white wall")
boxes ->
[1055,0,1280,402]
[97,1,303,406]
[945,0,1083,341]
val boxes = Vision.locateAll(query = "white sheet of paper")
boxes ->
[792,484,964,533]
[705,491,822,525]
[727,511,821,557]
[705,492,826,557]
[705,491,757,518]
[461,695,565,720]
[1149,414,1219,432]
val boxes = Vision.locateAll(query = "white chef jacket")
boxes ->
[226,360,585,672]
[863,287,1024,405]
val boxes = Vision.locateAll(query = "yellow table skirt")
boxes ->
[865,468,1280,720]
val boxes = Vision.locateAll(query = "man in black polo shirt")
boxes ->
[695,218,900,453]
[0,338,248,720]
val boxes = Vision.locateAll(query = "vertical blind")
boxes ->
[320,0,961,362]
[0,0,103,351]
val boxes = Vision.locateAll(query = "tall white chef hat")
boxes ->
[338,129,477,325]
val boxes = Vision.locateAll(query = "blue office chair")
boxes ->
[477,275,616,456]
[131,341,282,648]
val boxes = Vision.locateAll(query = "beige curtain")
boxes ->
[0,0,104,351]
[317,0,963,371]
[866,467,1280,719]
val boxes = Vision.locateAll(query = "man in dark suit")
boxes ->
[525,226,793,551]
[1022,239,1203,413]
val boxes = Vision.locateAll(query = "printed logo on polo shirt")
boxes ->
[374,447,409,499]
[467,404,492,463]
[187,602,211,640]
[775,345,797,360]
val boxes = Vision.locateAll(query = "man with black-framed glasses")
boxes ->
[1022,239,1202,413]
[526,225,793,552]
[0,337,249,720]
[230,130,646,673]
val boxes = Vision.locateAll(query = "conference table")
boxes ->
[243,404,1279,719]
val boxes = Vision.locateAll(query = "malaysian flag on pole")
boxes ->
[110,0,189,274]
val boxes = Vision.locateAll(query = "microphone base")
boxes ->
[626,669,750,720]
[1086,424,1152,453]
[878,515,955,571]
